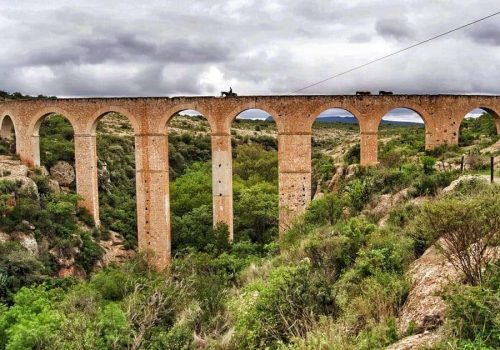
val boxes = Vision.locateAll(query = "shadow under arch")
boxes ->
[166,109,214,252]
[458,107,500,147]
[377,107,426,167]
[231,108,279,244]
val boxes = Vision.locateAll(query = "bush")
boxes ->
[305,193,347,226]
[443,266,499,347]
[408,187,500,285]
[231,261,336,348]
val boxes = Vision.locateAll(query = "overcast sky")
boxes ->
[1,0,499,99]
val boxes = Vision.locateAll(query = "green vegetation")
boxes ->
[0,106,498,349]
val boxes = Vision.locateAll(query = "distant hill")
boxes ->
[0,90,57,101]
[265,115,423,126]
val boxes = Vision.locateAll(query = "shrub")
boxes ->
[231,261,336,348]
[90,268,133,301]
[443,266,499,347]
[305,193,347,226]
[409,188,500,285]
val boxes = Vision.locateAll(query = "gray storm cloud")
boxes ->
[0,0,499,97]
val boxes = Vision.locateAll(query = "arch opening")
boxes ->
[312,108,360,196]
[378,108,426,168]
[37,113,76,188]
[459,108,500,147]
[167,110,214,253]
[456,108,500,174]
[94,112,137,249]
[232,109,278,245]
[0,115,16,154]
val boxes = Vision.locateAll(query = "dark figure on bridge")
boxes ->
[221,87,237,97]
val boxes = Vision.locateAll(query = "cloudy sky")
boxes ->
[1,0,499,99]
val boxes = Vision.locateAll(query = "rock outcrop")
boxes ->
[98,231,135,268]
[398,239,461,334]
[50,161,75,187]
[387,330,445,350]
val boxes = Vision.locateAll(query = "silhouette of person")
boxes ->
[229,87,233,94]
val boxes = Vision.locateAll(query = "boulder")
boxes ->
[397,238,461,335]
[7,176,39,199]
[58,265,86,279]
[345,164,359,180]
[0,231,11,244]
[365,188,409,223]
[48,179,61,194]
[11,231,39,255]
[386,330,445,350]
[98,231,135,268]
[327,166,345,191]
[50,161,75,187]
[441,175,488,194]
[0,155,28,177]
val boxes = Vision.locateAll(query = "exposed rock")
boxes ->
[11,231,39,255]
[99,231,135,268]
[365,188,409,224]
[50,161,75,186]
[387,329,445,350]
[58,265,86,279]
[98,161,111,190]
[397,239,461,335]
[0,155,28,177]
[345,164,359,180]
[441,175,489,194]
[0,231,11,243]
[48,179,61,194]
[4,176,39,199]
[21,220,35,230]
[327,165,344,192]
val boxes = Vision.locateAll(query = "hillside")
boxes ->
[0,109,498,349]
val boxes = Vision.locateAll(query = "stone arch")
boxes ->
[88,106,139,135]
[0,113,16,141]
[91,110,138,245]
[230,107,279,243]
[166,108,215,250]
[159,104,213,134]
[310,104,362,126]
[376,107,427,167]
[457,107,500,146]
[230,105,280,134]
[377,104,431,128]
[28,108,76,166]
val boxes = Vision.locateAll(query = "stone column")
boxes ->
[31,134,41,166]
[211,133,233,240]
[74,134,100,226]
[278,132,311,232]
[360,131,378,166]
[135,133,170,270]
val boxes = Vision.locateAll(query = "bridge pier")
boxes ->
[135,133,170,270]
[211,133,234,240]
[74,134,100,226]
[278,132,311,232]
[360,131,378,166]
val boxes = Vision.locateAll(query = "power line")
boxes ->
[291,10,500,94]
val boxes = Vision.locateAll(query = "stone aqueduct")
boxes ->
[0,94,499,268]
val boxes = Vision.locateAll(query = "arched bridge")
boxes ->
[1,94,499,268]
